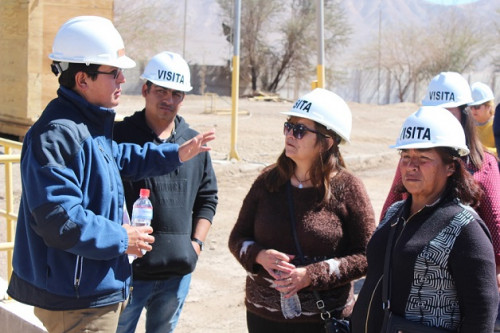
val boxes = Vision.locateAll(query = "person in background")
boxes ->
[7,17,214,333]
[495,103,500,158]
[380,72,500,293]
[228,88,376,333]
[114,51,218,333]
[352,106,498,333]
[469,81,497,157]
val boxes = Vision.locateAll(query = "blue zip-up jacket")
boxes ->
[7,87,182,310]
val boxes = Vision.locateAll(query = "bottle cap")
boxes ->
[139,188,150,198]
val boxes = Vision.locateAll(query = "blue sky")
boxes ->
[423,0,480,5]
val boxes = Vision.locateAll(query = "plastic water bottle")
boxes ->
[131,188,153,255]
[276,271,302,318]
[280,292,302,319]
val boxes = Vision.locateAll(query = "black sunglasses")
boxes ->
[283,122,330,139]
[88,68,123,79]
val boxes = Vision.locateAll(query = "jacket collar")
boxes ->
[128,110,185,144]
[58,86,116,135]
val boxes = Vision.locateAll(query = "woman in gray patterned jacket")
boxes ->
[351,106,498,333]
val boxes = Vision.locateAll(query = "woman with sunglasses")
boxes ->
[469,82,497,157]
[228,88,376,333]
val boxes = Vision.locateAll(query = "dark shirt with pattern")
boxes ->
[228,169,376,323]
[352,197,498,333]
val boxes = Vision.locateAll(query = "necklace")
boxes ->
[294,174,311,189]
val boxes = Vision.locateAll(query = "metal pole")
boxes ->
[229,0,241,160]
[377,0,382,104]
[183,0,188,58]
[315,0,325,89]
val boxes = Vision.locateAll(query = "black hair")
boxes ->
[459,105,484,170]
[52,62,100,89]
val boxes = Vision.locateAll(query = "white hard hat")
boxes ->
[391,106,469,156]
[422,72,473,108]
[469,82,494,106]
[49,16,135,69]
[281,88,352,143]
[141,51,192,92]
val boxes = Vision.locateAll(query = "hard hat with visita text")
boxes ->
[422,72,473,108]
[141,51,192,92]
[281,88,352,143]
[49,16,136,69]
[391,106,469,156]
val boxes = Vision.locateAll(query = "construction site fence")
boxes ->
[0,137,22,283]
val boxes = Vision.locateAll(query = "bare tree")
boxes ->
[382,25,429,102]
[491,8,500,92]
[422,12,490,77]
[217,0,351,94]
[356,9,491,103]
[264,2,311,93]
[114,1,180,71]
[217,0,282,94]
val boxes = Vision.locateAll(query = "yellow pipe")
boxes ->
[5,145,15,281]
[0,138,21,285]
[0,155,21,162]
[316,64,325,89]
[229,55,241,160]
[0,210,18,220]
[0,144,18,283]
[0,242,14,251]
[0,138,23,149]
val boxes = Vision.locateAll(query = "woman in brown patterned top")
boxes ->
[228,88,376,333]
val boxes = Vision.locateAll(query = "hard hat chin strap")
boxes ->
[50,62,69,76]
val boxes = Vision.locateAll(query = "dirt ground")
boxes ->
[1,93,418,332]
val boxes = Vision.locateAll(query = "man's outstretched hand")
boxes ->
[178,129,215,162]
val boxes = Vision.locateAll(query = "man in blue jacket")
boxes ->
[7,16,214,333]
[114,51,218,333]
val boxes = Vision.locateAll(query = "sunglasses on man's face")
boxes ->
[283,122,330,139]
[89,68,123,80]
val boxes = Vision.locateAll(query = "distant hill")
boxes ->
[342,0,498,52]
[118,0,499,102]
[336,0,499,102]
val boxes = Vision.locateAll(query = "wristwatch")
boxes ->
[192,237,204,251]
